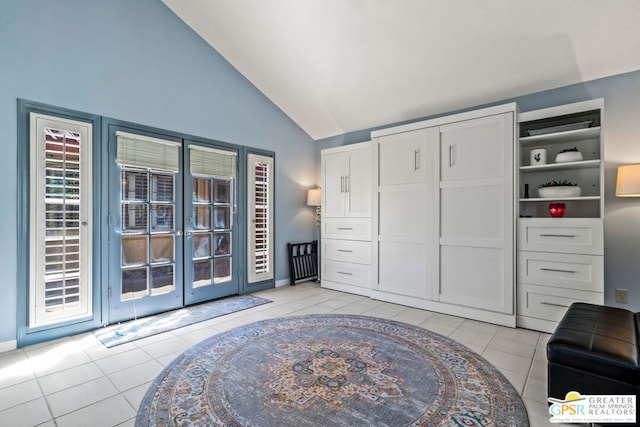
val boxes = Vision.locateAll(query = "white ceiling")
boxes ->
[162,0,640,141]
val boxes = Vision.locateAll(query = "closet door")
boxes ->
[377,128,437,299]
[437,113,514,314]
[345,146,372,217]
[379,130,428,185]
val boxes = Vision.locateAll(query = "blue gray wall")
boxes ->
[0,0,318,344]
[318,70,640,311]
[2,0,639,346]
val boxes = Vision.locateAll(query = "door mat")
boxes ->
[94,295,272,348]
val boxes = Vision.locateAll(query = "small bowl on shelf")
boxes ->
[555,151,584,163]
[538,186,582,198]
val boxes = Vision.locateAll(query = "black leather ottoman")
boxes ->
[547,302,640,400]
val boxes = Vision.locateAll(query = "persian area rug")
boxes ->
[136,314,528,427]
[94,295,271,348]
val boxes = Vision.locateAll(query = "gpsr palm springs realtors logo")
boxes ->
[548,391,636,423]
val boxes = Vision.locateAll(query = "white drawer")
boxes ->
[322,260,371,288]
[322,239,372,264]
[517,283,603,322]
[518,218,603,255]
[322,218,372,241]
[518,251,603,292]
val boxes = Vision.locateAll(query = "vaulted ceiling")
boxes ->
[162,0,640,141]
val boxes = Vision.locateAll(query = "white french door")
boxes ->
[29,113,93,328]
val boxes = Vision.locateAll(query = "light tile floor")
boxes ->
[0,283,577,426]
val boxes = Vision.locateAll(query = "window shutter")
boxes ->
[30,113,93,327]
[248,154,274,283]
[116,131,180,172]
[190,146,237,178]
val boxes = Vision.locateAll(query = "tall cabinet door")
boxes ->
[437,112,514,314]
[376,128,438,299]
[379,130,428,185]
[346,145,372,217]
[322,152,348,218]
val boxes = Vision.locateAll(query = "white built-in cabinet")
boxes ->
[321,142,373,296]
[322,144,372,218]
[370,104,517,327]
[318,100,604,332]
[516,99,604,333]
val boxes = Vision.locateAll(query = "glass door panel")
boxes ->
[184,144,239,305]
[108,131,183,324]
[120,168,177,301]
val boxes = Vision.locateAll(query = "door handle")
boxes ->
[540,267,576,274]
[340,176,344,193]
[540,301,570,308]
[345,175,350,192]
[414,149,420,170]
[448,144,454,167]
[539,234,576,238]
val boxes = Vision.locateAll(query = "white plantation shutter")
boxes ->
[248,154,274,283]
[116,131,180,172]
[190,146,236,177]
[30,113,93,327]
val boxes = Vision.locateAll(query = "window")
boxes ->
[247,153,274,283]
[29,113,93,327]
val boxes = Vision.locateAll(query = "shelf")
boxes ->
[519,127,600,146]
[519,196,601,202]
[519,159,601,173]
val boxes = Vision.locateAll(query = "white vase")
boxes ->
[530,148,547,165]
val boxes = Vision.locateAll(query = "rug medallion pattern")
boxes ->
[137,315,528,426]
[266,339,403,408]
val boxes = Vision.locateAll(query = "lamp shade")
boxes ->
[616,164,640,197]
[307,188,322,206]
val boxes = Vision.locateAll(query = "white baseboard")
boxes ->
[0,340,17,353]
[276,277,320,287]
[275,279,290,287]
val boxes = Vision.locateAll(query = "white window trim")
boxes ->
[29,113,93,328]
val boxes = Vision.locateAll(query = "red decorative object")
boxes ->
[549,203,566,217]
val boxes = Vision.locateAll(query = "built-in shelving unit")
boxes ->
[516,99,604,333]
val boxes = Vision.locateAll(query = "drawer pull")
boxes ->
[539,234,576,238]
[337,249,354,253]
[540,301,570,308]
[336,227,354,230]
[540,268,576,274]
[337,271,353,276]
